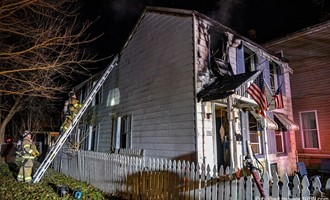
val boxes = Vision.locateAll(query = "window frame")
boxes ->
[107,88,120,107]
[299,110,321,149]
[92,81,103,106]
[250,130,262,155]
[244,48,257,73]
[120,115,132,149]
[84,124,99,151]
[112,115,133,149]
[269,62,286,96]
[275,130,285,154]
[248,112,263,155]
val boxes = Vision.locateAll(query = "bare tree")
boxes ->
[0,0,99,142]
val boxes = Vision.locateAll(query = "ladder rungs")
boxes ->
[32,55,119,183]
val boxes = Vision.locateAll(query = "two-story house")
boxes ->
[72,7,299,177]
[264,21,330,170]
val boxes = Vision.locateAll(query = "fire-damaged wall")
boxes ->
[194,16,234,168]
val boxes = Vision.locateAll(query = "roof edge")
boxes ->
[264,20,330,46]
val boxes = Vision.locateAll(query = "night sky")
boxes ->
[78,0,326,66]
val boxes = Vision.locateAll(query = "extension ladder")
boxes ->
[32,55,119,183]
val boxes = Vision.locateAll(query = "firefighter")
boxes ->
[17,130,39,183]
[60,91,82,133]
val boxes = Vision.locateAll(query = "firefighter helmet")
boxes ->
[69,91,76,98]
[21,130,31,138]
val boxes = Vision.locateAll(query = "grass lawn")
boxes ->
[0,160,124,200]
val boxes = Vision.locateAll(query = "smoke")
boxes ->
[209,0,243,27]
[107,0,146,22]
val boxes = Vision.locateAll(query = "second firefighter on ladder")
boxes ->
[60,91,82,133]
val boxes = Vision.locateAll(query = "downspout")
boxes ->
[263,117,272,178]
[227,96,235,169]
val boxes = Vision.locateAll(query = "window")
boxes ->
[78,86,86,103]
[244,48,257,73]
[300,111,320,149]
[248,112,262,154]
[269,62,285,95]
[210,33,226,60]
[112,115,132,149]
[275,131,285,153]
[107,88,120,107]
[85,124,99,151]
[120,115,132,148]
[92,81,102,106]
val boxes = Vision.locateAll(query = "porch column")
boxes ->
[263,117,272,178]
[227,96,235,169]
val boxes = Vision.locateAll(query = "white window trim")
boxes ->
[86,124,99,151]
[115,117,121,149]
[88,125,93,150]
[113,115,133,149]
[299,110,321,150]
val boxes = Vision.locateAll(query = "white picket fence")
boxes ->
[52,150,330,199]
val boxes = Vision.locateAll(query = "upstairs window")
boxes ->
[107,88,120,107]
[269,62,286,95]
[92,81,103,106]
[244,48,257,73]
[300,110,320,149]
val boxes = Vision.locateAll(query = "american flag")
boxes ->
[246,72,268,118]
[273,82,284,109]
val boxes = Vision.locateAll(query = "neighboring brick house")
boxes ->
[73,6,299,177]
[264,20,330,169]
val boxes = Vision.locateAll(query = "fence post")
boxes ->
[231,167,237,200]
[224,167,230,200]
[271,172,280,198]
[312,176,323,197]
[246,175,253,200]
[211,165,217,199]
[218,165,224,199]
[262,171,269,198]
[301,175,311,198]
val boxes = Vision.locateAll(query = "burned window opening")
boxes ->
[197,27,260,102]
[208,31,233,77]
[210,32,227,60]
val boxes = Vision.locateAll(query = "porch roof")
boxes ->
[197,70,259,102]
[274,112,299,131]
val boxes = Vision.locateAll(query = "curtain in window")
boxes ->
[302,112,319,148]
[277,67,286,95]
